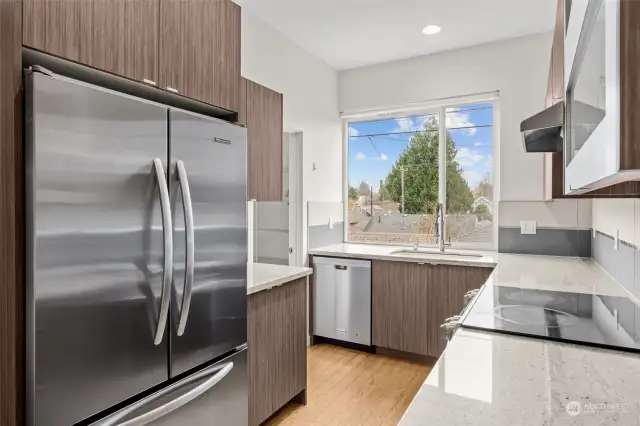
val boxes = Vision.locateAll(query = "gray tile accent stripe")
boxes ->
[498,227,591,257]
[592,231,638,299]
[308,222,344,250]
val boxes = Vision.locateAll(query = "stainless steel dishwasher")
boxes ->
[313,257,371,346]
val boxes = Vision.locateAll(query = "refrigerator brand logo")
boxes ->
[214,137,231,145]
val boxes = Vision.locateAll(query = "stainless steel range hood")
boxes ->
[520,101,564,153]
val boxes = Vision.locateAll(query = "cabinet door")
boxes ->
[372,261,493,357]
[81,0,159,83]
[246,80,284,201]
[372,261,433,355]
[159,0,241,111]
[248,279,307,426]
[23,0,159,83]
[429,265,493,356]
[23,0,86,61]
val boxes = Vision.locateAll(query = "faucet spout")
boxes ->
[437,203,446,252]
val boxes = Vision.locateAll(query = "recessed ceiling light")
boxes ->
[422,25,441,35]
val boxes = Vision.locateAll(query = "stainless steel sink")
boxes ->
[389,249,483,260]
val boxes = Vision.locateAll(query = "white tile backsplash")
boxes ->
[256,201,288,231]
[499,200,591,229]
[307,201,343,227]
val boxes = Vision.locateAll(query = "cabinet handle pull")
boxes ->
[142,78,157,86]
[166,87,179,94]
[334,265,347,270]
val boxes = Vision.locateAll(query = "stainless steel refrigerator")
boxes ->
[25,70,248,426]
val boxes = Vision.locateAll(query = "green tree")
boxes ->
[383,117,473,214]
[348,185,358,200]
[378,181,390,201]
[473,203,492,221]
[357,181,371,196]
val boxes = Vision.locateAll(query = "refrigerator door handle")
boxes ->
[175,160,195,336]
[153,158,173,345]
[107,362,234,426]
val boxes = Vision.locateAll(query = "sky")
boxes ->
[348,103,494,192]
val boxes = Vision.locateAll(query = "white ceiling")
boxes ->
[237,0,556,70]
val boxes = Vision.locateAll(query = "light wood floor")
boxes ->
[265,344,432,426]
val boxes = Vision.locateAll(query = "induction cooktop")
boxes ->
[460,285,640,353]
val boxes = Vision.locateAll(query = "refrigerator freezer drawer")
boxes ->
[93,347,248,426]
[313,257,371,346]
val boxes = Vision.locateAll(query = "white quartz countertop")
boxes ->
[247,263,312,295]
[399,329,640,426]
[309,244,631,297]
[309,243,497,267]
[309,243,640,425]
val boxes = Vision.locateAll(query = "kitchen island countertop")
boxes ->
[247,262,312,295]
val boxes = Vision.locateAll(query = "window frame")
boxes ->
[342,93,500,251]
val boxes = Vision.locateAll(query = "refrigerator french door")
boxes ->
[26,71,247,426]
[169,110,247,377]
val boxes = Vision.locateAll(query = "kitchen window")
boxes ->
[345,100,496,249]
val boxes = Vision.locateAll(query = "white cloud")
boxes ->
[456,147,485,167]
[463,170,483,188]
[474,142,483,147]
[445,110,477,135]
[394,117,413,132]
[393,116,427,133]
[349,127,360,137]
[354,152,388,161]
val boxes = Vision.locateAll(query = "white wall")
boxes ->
[241,9,342,258]
[339,33,552,202]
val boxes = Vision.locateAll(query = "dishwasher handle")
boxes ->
[334,265,348,270]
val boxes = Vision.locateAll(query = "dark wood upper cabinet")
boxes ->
[550,0,565,102]
[543,0,640,199]
[159,0,241,112]
[82,0,160,83]
[24,0,240,112]
[245,78,284,201]
[23,0,159,83]
[23,0,85,62]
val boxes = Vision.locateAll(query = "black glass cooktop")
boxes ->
[461,285,640,353]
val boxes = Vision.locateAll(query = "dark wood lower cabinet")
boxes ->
[248,278,307,426]
[372,260,493,358]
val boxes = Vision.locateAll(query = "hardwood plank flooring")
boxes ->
[265,344,431,426]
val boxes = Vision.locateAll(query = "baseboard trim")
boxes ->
[312,335,376,354]
[375,347,436,364]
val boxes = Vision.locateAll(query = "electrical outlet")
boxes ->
[521,221,537,235]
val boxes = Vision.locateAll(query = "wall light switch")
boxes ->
[329,218,333,229]
[521,221,537,235]
[614,230,619,251]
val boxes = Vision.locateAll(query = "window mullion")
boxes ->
[438,107,447,240]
